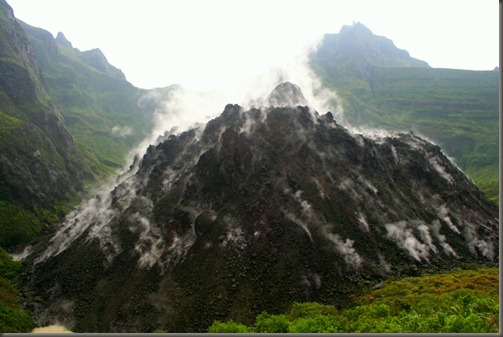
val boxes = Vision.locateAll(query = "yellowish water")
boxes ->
[31,325,72,333]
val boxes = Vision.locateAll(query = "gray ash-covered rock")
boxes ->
[21,88,498,332]
[266,82,309,107]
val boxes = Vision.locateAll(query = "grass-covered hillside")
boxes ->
[208,267,499,333]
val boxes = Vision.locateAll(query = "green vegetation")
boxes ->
[0,200,68,249]
[209,268,499,333]
[0,248,34,332]
[0,201,43,249]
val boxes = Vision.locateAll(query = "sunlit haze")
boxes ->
[7,0,499,91]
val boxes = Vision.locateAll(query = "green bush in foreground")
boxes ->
[208,320,252,333]
[208,268,499,333]
[0,248,34,332]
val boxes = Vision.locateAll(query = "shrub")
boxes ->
[208,319,251,333]
[254,312,289,333]
[288,314,340,333]
[207,268,499,333]
[0,300,34,333]
[0,248,21,280]
[287,302,338,320]
[0,201,41,248]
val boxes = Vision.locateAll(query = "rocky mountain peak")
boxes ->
[266,82,309,107]
[311,22,429,83]
[55,31,72,48]
[339,21,373,37]
[22,99,498,332]
[79,48,126,80]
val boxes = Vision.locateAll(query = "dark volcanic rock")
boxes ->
[22,100,498,332]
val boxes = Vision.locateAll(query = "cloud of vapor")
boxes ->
[220,221,247,252]
[430,219,457,257]
[326,233,363,268]
[385,221,432,261]
[281,187,316,241]
[427,154,454,184]
[238,49,343,116]
[111,125,132,137]
[35,163,138,264]
[128,42,342,161]
[131,212,164,269]
[463,222,495,260]
[437,204,460,234]
[132,86,229,158]
[283,211,313,242]
[384,216,463,261]
[109,34,346,184]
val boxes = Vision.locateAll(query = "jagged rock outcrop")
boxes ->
[55,32,72,48]
[21,84,498,332]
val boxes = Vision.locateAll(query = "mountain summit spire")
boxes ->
[55,32,72,48]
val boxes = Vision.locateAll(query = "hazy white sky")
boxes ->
[7,0,499,90]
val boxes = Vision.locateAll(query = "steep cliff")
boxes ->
[0,0,94,217]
